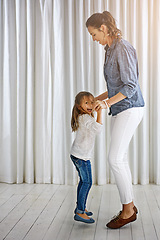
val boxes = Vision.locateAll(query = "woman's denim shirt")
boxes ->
[104,39,145,116]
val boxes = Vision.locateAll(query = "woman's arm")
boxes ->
[95,91,108,101]
[106,92,126,107]
[95,92,126,110]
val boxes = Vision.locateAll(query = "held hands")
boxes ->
[94,100,108,112]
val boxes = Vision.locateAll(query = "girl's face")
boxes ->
[87,25,112,46]
[80,96,95,115]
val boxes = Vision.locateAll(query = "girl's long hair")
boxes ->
[71,91,94,132]
[86,11,122,40]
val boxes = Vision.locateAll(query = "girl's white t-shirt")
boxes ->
[70,114,102,160]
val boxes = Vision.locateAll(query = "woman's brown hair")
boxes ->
[86,11,122,40]
[71,91,94,132]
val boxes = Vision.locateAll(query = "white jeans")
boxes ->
[108,107,144,204]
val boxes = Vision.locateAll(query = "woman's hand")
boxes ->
[94,100,107,111]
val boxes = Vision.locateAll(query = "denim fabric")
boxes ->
[70,155,92,214]
[104,39,145,116]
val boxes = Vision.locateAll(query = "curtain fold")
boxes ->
[0,0,160,185]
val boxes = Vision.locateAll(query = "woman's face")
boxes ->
[87,25,111,46]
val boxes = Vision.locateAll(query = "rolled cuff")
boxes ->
[76,208,85,214]
[119,84,137,98]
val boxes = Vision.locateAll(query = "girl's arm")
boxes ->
[95,91,108,101]
[96,108,102,125]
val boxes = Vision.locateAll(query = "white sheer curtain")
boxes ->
[0,0,160,185]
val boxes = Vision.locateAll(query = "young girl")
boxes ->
[70,91,103,224]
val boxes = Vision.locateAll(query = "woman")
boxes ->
[86,11,145,229]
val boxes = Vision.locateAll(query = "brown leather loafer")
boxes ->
[106,212,137,229]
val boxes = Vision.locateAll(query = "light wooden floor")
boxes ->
[0,183,160,240]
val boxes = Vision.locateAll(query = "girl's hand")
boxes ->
[94,100,107,111]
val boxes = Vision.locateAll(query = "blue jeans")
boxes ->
[70,155,92,214]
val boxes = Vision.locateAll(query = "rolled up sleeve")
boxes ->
[117,46,139,98]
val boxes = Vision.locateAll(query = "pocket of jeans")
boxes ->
[71,155,83,168]
[74,159,83,168]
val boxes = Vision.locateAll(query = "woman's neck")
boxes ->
[108,37,114,47]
